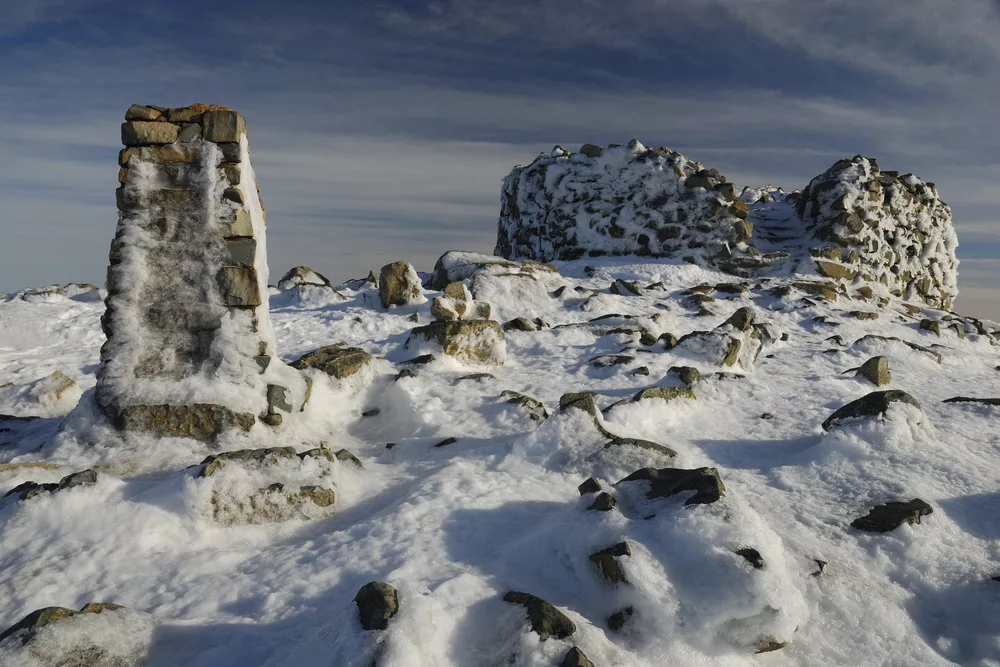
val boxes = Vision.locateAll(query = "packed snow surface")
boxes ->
[1,256,999,666]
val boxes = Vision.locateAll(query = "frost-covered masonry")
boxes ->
[496,142,767,273]
[498,145,960,310]
[97,104,306,436]
[795,156,959,310]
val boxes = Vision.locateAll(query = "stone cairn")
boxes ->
[97,104,306,438]
[792,155,958,310]
[495,141,776,274]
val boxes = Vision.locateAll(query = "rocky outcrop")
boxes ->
[379,261,424,307]
[502,591,576,640]
[496,142,772,273]
[822,390,922,431]
[405,320,506,365]
[99,104,307,437]
[796,156,958,309]
[291,344,374,379]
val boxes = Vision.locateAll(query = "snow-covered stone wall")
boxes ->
[97,104,305,437]
[794,156,959,310]
[496,142,772,274]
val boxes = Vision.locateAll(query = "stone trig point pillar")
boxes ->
[97,104,306,438]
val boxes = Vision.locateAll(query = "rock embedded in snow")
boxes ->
[589,541,631,584]
[500,390,548,423]
[101,104,306,437]
[379,261,425,308]
[193,446,336,524]
[405,320,506,365]
[632,386,696,403]
[0,371,82,418]
[821,390,922,431]
[942,396,1000,406]
[854,356,891,386]
[0,602,153,667]
[4,468,98,502]
[291,344,374,380]
[850,499,933,532]
[559,646,596,667]
[277,266,332,290]
[666,365,704,386]
[606,607,634,633]
[797,156,958,309]
[617,467,726,505]
[353,581,399,631]
[502,591,576,640]
[588,491,617,511]
[427,250,519,289]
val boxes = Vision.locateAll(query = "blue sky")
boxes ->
[1,0,998,318]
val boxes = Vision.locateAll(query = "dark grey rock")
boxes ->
[736,547,765,569]
[266,384,292,414]
[502,591,576,640]
[225,238,256,267]
[850,499,933,532]
[589,542,631,583]
[822,390,922,431]
[723,307,755,332]
[606,606,634,632]
[590,354,635,368]
[433,437,458,448]
[919,319,942,337]
[632,386,696,403]
[354,581,399,631]
[617,467,725,505]
[942,396,1000,406]
[588,492,617,511]
[667,366,703,386]
[400,354,436,366]
[334,449,364,468]
[604,435,677,458]
[560,646,596,667]
[578,478,601,495]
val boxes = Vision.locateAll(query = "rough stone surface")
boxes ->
[116,404,255,439]
[560,646,596,667]
[856,356,891,386]
[496,142,771,273]
[291,345,374,379]
[589,542,631,583]
[633,386,697,403]
[354,581,399,631]
[503,591,576,640]
[850,499,933,532]
[121,120,179,146]
[797,156,958,309]
[822,390,922,431]
[617,467,726,505]
[406,320,506,365]
[500,390,548,422]
[379,261,424,307]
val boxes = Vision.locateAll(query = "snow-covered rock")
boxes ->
[795,155,959,309]
[0,371,82,418]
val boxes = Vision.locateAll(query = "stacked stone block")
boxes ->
[495,141,777,275]
[795,156,958,310]
[98,104,294,438]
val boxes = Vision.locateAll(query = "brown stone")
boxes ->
[217,267,261,307]
[116,403,254,438]
[814,260,858,281]
[121,120,179,146]
[125,104,162,121]
[203,110,246,143]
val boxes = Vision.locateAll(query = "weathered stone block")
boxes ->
[225,238,257,267]
[121,121,179,146]
[202,110,246,143]
[217,267,261,307]
[125,104,162,121]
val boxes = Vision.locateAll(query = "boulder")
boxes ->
[406,321,505,365]
[942,396,1000,406]
[850,499,933,532]
[379,261,424,307]
[606,606,634,632]
[855,357,891,386]
[589,492,617,511]
[291,345,373,379]
[5,469,98,502]
[560,646,596,667]
[502,592,576,640]
[0,602,153,667]
[277,266,331,290]
[428,251,519,289]
[589,542,631,583]
[617,467,725,505]
[632,386,696,403]
[822,390,921,431]
[354,581,399,631]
